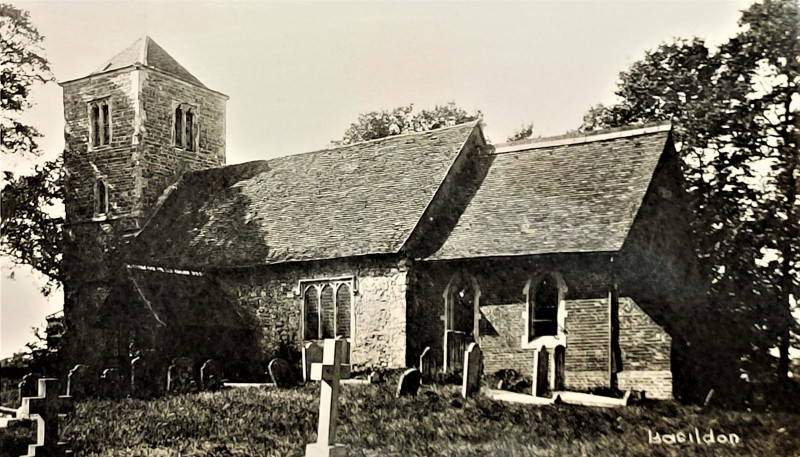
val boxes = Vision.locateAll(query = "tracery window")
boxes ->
[302,279,352,340]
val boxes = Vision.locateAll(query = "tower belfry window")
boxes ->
[174,104,197,151]
[89,99,111,148]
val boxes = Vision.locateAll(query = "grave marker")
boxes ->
[305,338,350,457]
[200,359,223,391]
[461,342,482,398]
[18,373,38,405]
[131,355,162,398]
[17,378,73,456]
[67,364,92,399]
[396,368,422,397]
[302,342,323,383]
[167,357,196,394]
[268,358,295,388]
[419,347,436,383]
[100,368,124,399]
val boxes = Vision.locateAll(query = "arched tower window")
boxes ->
[89,99,111,148]
[94,179,109,217]
[174,103,197,151]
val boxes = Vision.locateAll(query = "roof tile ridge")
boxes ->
[331,120,480,149]
[494,122,672,154]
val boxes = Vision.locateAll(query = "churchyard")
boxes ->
[2,340,799,457]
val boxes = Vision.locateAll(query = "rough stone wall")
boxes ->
[617,297,672,399]
[214,256,408,371]
[62,71,141,228]
[61,67,227,373]
[139,71,226,215]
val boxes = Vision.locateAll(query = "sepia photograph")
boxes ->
[1,1,798,456]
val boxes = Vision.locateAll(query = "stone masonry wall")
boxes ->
[617,297,672,399]
[214,256,408,371]
[62,71,140,227]
[139,71,226,216]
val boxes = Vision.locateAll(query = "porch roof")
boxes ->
[427,123,672,260]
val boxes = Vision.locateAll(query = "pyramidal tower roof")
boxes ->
[92,36,206,88]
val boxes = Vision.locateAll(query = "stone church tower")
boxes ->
[59,37,228,370]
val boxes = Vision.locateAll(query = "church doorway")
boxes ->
[443,272,480,373]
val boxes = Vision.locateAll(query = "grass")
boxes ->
[2,382,799,457]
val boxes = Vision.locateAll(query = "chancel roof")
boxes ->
[427,123,673,260]
[92,36,206,87]
[135,122,481,269]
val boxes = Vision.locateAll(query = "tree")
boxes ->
[0,4,62,294]
[1,3,52,156]
[341,101,482,144]
[507,123,534,142]
[582,0,799,387]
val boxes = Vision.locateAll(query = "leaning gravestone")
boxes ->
[461,342,482,398]
[18,373,38,404]
[302,342,323,383]
[100,368,124,399]
[396,368,422,398]
[167,357,196,394]
[200,359,223,391]
[67,364,93,399]
[268,358,295,388]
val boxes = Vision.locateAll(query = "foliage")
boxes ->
[1,385,797,457]
[506,123,534,142]
[0,4,63,294]
[0,3,52,156]
[340,101,482,144]
[580,0,799,387]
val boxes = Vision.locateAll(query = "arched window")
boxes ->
[89,99,111,148]
[300,278,354,341]
[303,286,319,340]
[320,285,335,338]
[94,179,109,217]
[524,272,566,345]
[336,283,351,339]
[174,104,197,150]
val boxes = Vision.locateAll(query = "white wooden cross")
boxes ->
[18,378,73,456]
[305,338,350,457]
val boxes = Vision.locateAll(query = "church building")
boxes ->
[60,37,705,400]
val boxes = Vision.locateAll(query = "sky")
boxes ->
[1,0,753,358]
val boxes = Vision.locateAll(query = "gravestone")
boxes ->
[100,368,124,399]
[367,371,383,384]
[18,373,38,404]
[67,364,93,399]
[268,358,295,388]
[131,355,162,398]
[419,347,436,383]
[18,378,73,456]
[167,357,196,394]
[302,342,323,383]
[396,368,422,398]
[200,359,223,391]
[461,343,482,398]
[305,338,350,457]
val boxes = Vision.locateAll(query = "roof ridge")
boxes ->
[332,120,481,149]
[495,122,671,154]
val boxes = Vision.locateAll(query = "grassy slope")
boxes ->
[2,384,799,457]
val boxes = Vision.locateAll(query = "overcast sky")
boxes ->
[1,0,753,358]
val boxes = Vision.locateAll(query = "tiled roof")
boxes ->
[427,124,672,260]
[135,122,480,269]
[93,36,206,87]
